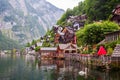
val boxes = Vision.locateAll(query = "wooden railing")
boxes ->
[64,53,112,66]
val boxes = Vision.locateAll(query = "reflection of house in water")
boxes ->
[111,4,120,25]
[39,60,57,71]
[38,59,64,72]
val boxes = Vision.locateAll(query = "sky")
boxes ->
[46,0,84,11]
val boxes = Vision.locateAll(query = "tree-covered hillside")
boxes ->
[57,0,120,25]
[43,0,120,55]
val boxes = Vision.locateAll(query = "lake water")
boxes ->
[0,54,120,80]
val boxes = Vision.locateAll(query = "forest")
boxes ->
[57,0,119,25]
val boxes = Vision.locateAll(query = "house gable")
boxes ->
[65,44,77,50]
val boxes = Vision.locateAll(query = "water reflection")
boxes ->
[0,55,120,80]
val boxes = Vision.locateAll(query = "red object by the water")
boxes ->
[97,46,107,56]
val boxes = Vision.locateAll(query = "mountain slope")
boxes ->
[0,0,64,44]
[0,31,21,50]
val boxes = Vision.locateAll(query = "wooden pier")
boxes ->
[64,53,111,69]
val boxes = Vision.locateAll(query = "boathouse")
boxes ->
[55,43,78,59]
[40,47,57,59]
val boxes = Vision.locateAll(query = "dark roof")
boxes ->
[105,30,120,36]
[112,4,120,15]
[41,47,57,51]
[116,4,120,9]
[40,47,57,53]
[66,27,74,34]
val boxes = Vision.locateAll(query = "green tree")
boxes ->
[57,8,73,25]
[84,0,119,22]
[57,0,120,25]
[35,46,40,52]
[84,23,104,44]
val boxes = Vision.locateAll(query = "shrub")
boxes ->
[35,46,40,52]
[107,47,113,55]
[76,21,119,45]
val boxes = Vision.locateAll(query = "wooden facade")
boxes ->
[55,43,78,59]
[67,14,87,23]
[99,30,120,44]
[105,30,120,42]
[54,27,75,44]
[67,14,87,31]
[40,47,57,59]
[54,33,60,43]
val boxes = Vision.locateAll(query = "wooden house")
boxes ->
[105,30,120,42]
[54,33,60,43]
[67,14,87,31]
[55,43,78,59]
[67,14,87,23]
[111,4,120,25]
[40,47,57,59]
[99,30,120,44]
[63,27,75,43]
[54,27,75,44]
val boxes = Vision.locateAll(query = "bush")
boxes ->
[82,50,89,54]
[35,46,40,52]
[107,47,113,55]
[76,21,119,45]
